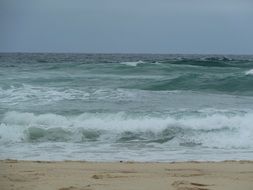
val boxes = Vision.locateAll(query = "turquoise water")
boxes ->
[0,53,253,161]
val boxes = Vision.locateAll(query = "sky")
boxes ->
[1,0,253,54]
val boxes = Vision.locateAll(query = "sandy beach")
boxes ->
[1,160,253,190]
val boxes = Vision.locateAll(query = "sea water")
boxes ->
[0,53,253,161]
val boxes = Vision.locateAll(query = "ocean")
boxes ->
[0,53,253,162]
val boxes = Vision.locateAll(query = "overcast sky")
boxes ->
[1,0,253,54]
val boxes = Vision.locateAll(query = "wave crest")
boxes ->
[120,60,146,66]
[1,111,252,149]
[245,69,253,75]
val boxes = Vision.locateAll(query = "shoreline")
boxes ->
[1,160,253,190]
[2,158,253,163]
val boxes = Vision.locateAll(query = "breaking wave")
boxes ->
[245,69,253,75]
[1,111,252,149]
[120,60,146,66]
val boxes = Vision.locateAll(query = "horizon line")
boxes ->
[0,51,253,56]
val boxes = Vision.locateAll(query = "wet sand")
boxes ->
[1,160,253,190]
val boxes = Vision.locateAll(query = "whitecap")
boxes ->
[1,111,253,149]
[120,60,145,67]
[245,69,253,75]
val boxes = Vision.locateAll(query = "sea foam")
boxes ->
[245,69,253,75]
[120,60,145,66]
[1,111,252,150]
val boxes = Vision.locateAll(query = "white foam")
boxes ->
[245,69,253,75]
[120,60,161,67]
[1,111,253,161]
[120,60,145,66]
[1,111,253,149]
[0,85,137,105]
[0,84,90,105]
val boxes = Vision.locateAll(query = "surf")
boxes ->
[1,111,252,150]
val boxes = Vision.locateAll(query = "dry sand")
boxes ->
[1,160,253,190]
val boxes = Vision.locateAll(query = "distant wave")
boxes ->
[1,53,253,68]
[160,59,253,68]
[120,60,146,66]
[245,69,253,75]
[117,57,253,69]
[119,59,234,68]
[1,111,252,149]
[128,73,253,95]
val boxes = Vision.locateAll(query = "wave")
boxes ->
[2,54,253,73]
[130,73,253,95]
[1,111,252,149]
[157,59,253,68]
[119,60,164,67]
[0,85,90,105]
[245,69,253,75]
[118,59,246,68]
[0,85,136,105]
[120,60,146,67]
